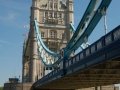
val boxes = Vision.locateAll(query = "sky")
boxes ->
[0,0,120,87]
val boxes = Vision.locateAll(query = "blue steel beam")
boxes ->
[34,20,59,56]
[34,20,76,66]
[64,0,112,58]
[34,20,60,66]
[33,0,112,67]
[32,25,120,89]
[66,0,99,50]
[54,0,100,64]
[70,23,75,33]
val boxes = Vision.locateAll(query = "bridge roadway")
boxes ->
[32,25,120,90]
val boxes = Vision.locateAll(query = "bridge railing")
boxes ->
[65,25,120,69]
[33,25,120,88]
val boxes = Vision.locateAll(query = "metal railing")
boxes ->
[32,25,120,88]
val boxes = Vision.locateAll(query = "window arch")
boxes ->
[50,30,57,38]
[44,12,48,18]
[41,32,45,38]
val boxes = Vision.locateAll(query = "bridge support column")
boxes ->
[29,26,38,82]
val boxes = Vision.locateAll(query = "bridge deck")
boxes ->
[32,25,120,89]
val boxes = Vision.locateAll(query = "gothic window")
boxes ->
[59,13,62,18]
[54,3,58,9]
[45,12,48,18]
[69,4,73,11]
[50,2,53,9]
[59,19,63,24]
[41,32,45,38]
[54,12,57,18]
[50,30,57,38]
[49,12,53,18]
[62,33,66,40]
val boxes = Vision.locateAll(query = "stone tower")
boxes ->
[22,0,74,83]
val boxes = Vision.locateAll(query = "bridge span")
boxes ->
[32,25,120,90]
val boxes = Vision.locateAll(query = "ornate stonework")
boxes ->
[22,0,74,83]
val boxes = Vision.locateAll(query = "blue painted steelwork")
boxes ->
[64,0,112,58]
[34,0,99,66]
[65,0,99,51]
[70,23,75,33]
[34,20,58,56]
[32,25,120,89]
[65,25,120,74]
[34,20,60,66]
[34,20,75,67]
[34,0,112,67]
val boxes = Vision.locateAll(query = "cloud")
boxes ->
[7,13,16,20]
[0,11,22,28]
[0,40,12,46]
[0,0,30,12]
[0,12,17,23]
[0,0,31,29]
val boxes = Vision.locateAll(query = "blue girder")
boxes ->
[66,0,99,50]
[64,0,112,58]
[34,0,112,67]
[34,20,59,56]
[34,20,60,66]
[70,23,75,33]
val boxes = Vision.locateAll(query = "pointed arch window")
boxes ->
[41,32,45,38]
[50,30,57,38]
[49,12,53,18]
[54,12,57,18]
[45,12,48,18]
[54,3,58,9]
[50,2,53,9]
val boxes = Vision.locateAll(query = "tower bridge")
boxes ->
[32,25,120,89]
[21,0,120,90]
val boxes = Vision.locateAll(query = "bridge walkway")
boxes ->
[32,25,120,90]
